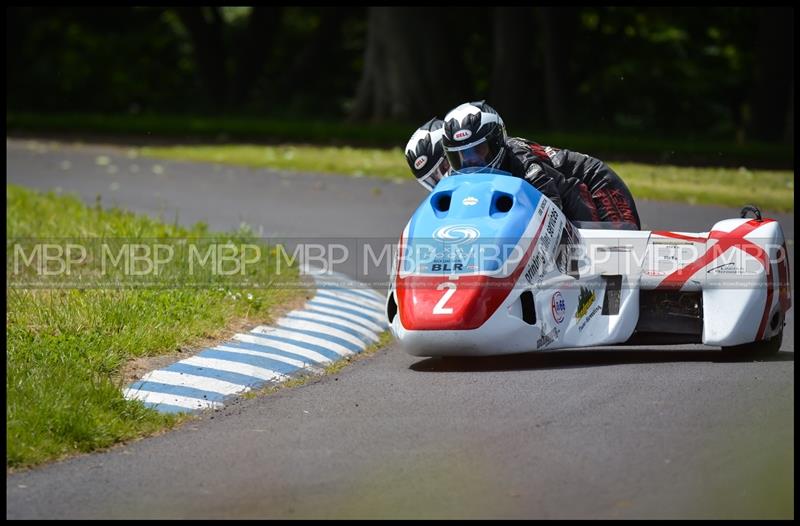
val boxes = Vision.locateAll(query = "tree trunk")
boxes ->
[536,7,576,130]
[748,8,793,142]
[228,6,283,107]
[785,78,793,144]
[490,7,539,128]
[349,7,387,121]
[176,7,228,111]
[350,7,470,122]
[277,8,354,98]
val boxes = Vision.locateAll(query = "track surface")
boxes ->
[6,139,794,518]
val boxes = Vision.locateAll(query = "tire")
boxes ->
[722,330,783,356]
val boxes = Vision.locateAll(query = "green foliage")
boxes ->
[6,185,304,468]
[569,7,757,137]
[7,7,197,114]
[5,7,790,141]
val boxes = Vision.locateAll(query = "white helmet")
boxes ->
[405,118,451,191]
[442,101,507,172]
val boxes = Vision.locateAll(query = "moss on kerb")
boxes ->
[240,330,395,400]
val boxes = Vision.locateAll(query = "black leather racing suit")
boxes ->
[500,137,641,229]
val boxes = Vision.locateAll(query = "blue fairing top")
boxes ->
[403,170,544,275]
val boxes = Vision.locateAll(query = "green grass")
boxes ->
[6,184,305,469]
[139,144,795,213]
[143,144,409,180]
[7,112,793,168]
[618,163,794,213]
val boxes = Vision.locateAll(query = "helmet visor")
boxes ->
[445,137,504,172]
[416,156,450,191]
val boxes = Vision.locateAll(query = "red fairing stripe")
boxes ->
[655,219,776,340]
[396,211,549,330]
[396,274,522,330]
[655,220,771,290]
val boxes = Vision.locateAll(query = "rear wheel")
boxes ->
[722,330,783,356]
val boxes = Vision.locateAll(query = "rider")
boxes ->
[404,117,451,191]
[412,100,640,228]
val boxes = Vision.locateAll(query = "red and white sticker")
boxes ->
[551,291,566,324]
[454,129,472,141]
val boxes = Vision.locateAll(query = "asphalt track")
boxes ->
[6,139,794,518]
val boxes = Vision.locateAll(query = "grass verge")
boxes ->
[138,144,794,213]
[6,184,305,469]
[7,112,793,168]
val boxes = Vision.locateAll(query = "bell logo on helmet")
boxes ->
[454,130,472,141]
[414,156,428,170]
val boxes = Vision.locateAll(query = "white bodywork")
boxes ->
[388,202,790,356]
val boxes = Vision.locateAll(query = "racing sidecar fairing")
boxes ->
[386,169,791,356]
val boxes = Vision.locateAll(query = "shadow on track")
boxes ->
[409,348,794,373]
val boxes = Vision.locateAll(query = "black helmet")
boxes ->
[442,101,507,172]
[405,118,450,191]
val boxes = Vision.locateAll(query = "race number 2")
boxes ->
[433,282,457,314]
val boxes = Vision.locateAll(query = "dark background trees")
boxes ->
[6,6,794,143]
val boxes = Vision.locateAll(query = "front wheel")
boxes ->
[722,330,783,356]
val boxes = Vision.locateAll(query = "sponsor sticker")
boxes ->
[575,286,596,319]
[536,322,560,349]
[524,252,545,284]
[651,238,692,245]
[453,129,472,141]
[462,196,479,206]
[539,210,561,255]
[551,291,566,323]
[577,304,601,332]
[707,262,745,274]
[432,225,481,245]
[597,245,633,252]
[414,155,428,170]
[523,208,556,285]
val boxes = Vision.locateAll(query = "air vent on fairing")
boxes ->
[431,191,452,216]
[509,290,537,325]
[386,291,397,324]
